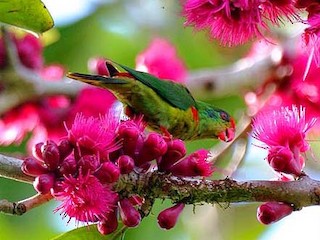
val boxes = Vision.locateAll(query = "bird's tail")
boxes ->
[66,72,127,87]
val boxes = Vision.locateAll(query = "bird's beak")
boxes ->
[66,72,106,86]
[218,127,235,142]
[218,118,236,142]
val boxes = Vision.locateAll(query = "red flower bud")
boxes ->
[58,139,73,160]
[257,202,293,225]
[21,157,48,176]
[95,162,120,183]
[15,34,43,69]
[33,173,55,194]
[158,139,186,172]
[118,198,141,227]
[32,142,44,162]
[78,155,100,174]
[157,203,185,230]
[41,141,60,171]
[88,57,110,76]
[128,195,144,206]
[118,127,142,157]
[136,133,167,166]
[169,149,212,177]
[97,210,119,235]
[117,155,135,174]
[267,146,302,176]
[58,158,77,176]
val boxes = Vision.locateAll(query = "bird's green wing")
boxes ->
[116,62,196,111]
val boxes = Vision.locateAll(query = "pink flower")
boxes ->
[182,0,265,46]
[252,105,316,151]
[303,5,320,67]
[135,38,187,82]
[67,113,119,160]
[69,87,117,119]
[252,105,316,175]
[261,0,299,25]
[54,173,115,223]
[0,104,40,145]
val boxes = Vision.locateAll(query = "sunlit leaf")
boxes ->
[0,0,54,33]
[52,224,126,240]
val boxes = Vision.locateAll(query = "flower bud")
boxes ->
[15,34,43,69]
[157,203,185,230]
[33,173,55,194]
[78,155,100,174]
[58,139,73,160]
[41,141,60,171]
[118,127,142,157]
[97,210,119,235]
[21,157,48,176]
[128,195,144,206]
[117,155,135,174]
[32,142,44,162]
[169,149,212,177]
[257,202,293,224]
[158,139,186,172]
[58,158,77,176]
[136,133,167,166]
[267,146,302,176]
[95,162,120,183]
[88,57,110,76]
[118,198,141,227]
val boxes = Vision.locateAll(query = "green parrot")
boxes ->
[66,60,235,142]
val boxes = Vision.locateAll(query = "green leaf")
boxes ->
[52,224,126,240]
[0,0,54,33]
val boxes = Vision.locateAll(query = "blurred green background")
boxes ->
[2,1,320,239]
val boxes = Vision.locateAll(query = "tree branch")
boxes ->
[1,154,320,215]
[0,154,33,183]
[116,172,320,210]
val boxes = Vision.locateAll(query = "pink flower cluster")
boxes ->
[21,113,213,234]
[252,105,316,225]
[182,0,299,47]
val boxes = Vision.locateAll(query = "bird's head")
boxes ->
[216,111,236,142]
[197,102,236,142]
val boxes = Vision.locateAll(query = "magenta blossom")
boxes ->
[67,113,119,160]
[303,5,320,67]
[54,173,115,223]
[182,0,265,46]
[182,0,300,47]
[135,38,187,82]
[252,105,316,175]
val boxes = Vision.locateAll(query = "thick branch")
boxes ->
[117,172,320,210]
[0,154,33,183]
[1,154,320,214]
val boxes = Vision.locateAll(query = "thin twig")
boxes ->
[0,193,53,215]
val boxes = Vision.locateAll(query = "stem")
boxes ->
[0,193,53,215]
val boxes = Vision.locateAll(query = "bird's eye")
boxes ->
[220,111,229,121]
